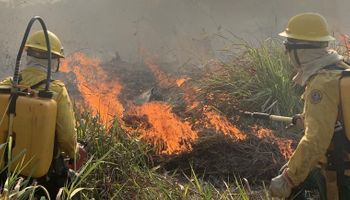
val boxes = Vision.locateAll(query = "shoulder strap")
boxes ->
[323,60,350,71]
[30,79,53,90]
[323,64,346,71]
[21,79,55,93]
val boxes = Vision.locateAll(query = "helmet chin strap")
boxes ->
[293,49,302,66]
[56,58,60,72]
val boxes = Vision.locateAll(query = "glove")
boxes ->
[292,114,304,129]
[269,170,293,198]
[285,114,304,130]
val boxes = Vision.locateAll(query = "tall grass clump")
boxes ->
[203,38,303,116]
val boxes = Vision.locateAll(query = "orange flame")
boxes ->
[176,77,190,87]
[204,109,246,140]
[60,52,124,126]
[141,49,247,141]
[128,102,198,154]
[340,34,350,56]
[254,126,293,159]
[60,50,293,159]
[183,86,201,110]
[142,52,174,88]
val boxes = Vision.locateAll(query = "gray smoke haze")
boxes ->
[0,0,349,72]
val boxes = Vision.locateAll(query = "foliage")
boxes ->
[202,38,303,116]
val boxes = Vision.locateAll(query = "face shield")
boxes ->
[283,39,328,67]
[283,39,343,86]
[26,56,60,72]
[26,48,61,72]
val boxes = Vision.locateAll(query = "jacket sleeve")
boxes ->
[286,72,340,185]
[55,85,78,158]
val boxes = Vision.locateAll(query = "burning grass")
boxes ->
[61,52,124,126]
[203,109,246,140]
[57,42,299,199]
[76,110,270,200]
[125,101,198,155]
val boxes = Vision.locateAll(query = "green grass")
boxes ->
[202,38,303,116]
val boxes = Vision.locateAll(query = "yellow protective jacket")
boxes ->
[0,67,78,158]
[286,64,348,186]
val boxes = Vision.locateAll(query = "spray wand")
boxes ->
[243,111,295,124]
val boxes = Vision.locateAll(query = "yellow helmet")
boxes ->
[279,12,335,42]
[25,30,64,58]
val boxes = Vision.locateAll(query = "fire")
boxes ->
[141,50,247,141]
[60,50,293,160]
[183,86,201,110]
[176,77,190,87]
[60,52,124,126]
[254,126,293,159]
[340,34,350,56]
[127,102,198,154]
[135,50,201,154]
[142,52,174,88]
[204,109,246,140]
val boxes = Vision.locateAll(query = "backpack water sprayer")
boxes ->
[0,16,57,178]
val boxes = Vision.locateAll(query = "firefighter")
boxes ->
[0,30,81,198]
[269,12,350,200]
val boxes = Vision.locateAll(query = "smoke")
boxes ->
[0,0,348,74]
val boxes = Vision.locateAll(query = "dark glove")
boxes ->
[292,114,304,129]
